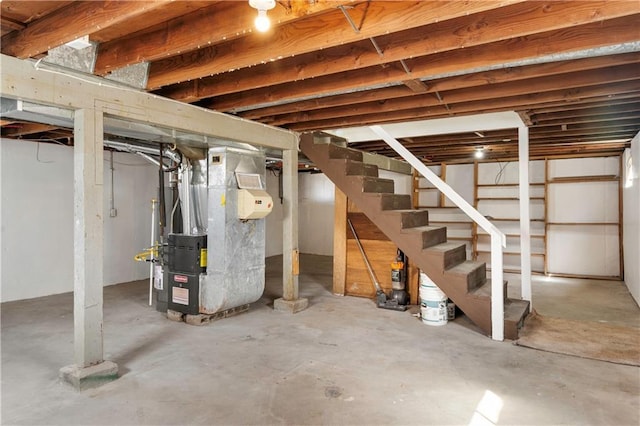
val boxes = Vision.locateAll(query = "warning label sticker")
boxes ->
[172,287,189,305]
[174,275,188,283]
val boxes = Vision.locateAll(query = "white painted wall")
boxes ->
[265,170,284,257]
[0,139,158,302]
[265,169,412,257]
[623,133,640,304]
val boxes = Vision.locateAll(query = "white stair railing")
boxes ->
[370,125,506,341]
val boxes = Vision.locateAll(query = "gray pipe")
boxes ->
[104,139,181,164]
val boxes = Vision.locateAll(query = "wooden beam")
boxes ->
[532,101,640,122]
[204,16,640,112]
[1,0,173,58]
[0,1,73,23]
[1,122,58,137]
[90,1,216,43]
[0,53,297,151]
[333,188,348,296]
[146,0,524,89]
[239,52,640,120]
[157,1,640,101]
[285,80,640,131]
[95,0,350,75]
[0,16,25,32]
[270,64,640,126]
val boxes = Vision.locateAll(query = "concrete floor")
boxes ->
[2,255,639,425]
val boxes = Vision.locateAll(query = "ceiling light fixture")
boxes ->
[474,147,485,159]
[249,0,276,32]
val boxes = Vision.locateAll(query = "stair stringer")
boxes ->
[300,136,496,336]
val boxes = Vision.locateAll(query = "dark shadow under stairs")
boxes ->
[300,133,530,340]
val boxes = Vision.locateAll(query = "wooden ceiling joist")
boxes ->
[156,1,640,102]
[146,0,525,89]
[203,15,640,113]
[285,80,640,131]
[95,0,351,76]
[268,65,640,127]
[1,0,173,58]
[1,1,637,161]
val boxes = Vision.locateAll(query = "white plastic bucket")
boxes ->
[419,273,448,326]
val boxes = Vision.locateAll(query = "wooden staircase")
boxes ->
[300,134,530,339]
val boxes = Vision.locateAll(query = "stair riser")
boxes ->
[466,264,487,292]
[328,144,362,161]
[379,194,412,210]
[422,228,447,249]
[361,178,395,193]
[400,210,430,229]
[347,162,378,177]
[444,263,486,292]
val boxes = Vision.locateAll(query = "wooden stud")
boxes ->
[332,187,347,296]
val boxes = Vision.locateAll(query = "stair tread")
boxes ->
[505,299,530,323]
[401,225,444,234]
[446,260,485,275]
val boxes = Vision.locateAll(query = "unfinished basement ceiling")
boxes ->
[1,0,639,163]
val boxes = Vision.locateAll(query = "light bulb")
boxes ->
[474,148,485,159]
[255,10,270,32]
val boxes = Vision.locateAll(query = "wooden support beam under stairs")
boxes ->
[301,133,530,339]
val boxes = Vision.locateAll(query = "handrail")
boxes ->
[370,125,506,341]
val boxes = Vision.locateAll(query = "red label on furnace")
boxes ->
[174,275,188,283]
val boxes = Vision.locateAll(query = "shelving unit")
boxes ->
[412,164,473,257]
[474,160,547,274]
[411,156,622,279]
[545,159,622,279]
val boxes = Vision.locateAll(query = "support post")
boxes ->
[518,125,532,305]
[274,145,308,313]
[60,108,118,390]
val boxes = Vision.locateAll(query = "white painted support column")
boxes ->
[518,125,532,304]
[274,145,308,313]
[60,108,118,389]
[73,108,105,367]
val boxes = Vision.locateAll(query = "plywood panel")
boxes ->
[478,160,545,185]
[346,239,397,298]
[548,181,618,223]
[347,212,390,241]
[548,157,619,179]
[547,225,620,277]
[478,199,545,220]
[443,163,474,206]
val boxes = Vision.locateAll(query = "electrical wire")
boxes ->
[494,161,509,184]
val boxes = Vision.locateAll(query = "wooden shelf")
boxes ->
[477,197,545,201]
[477,232,545,238]
[428,220,473,225]
[477,182,545,187]
[477,250,545,256]
[546,222,619,226]
[486,218,545,222]
[547,175,619,184]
